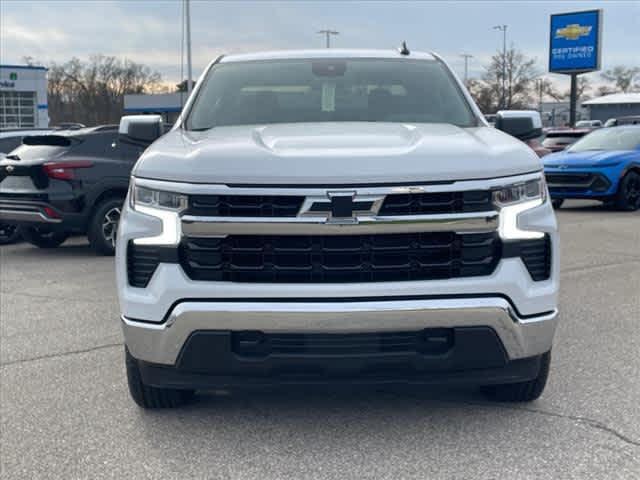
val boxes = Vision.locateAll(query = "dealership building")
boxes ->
[582,93,640,123]
[0,64,49,128]
[124,93,186,124]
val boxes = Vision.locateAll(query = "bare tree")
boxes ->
[600,66,640,93]
[466,79,495,113]
[47,56,163,126]
[596,85,617,97]
[534,78,563,106]
[176,79,196,92]
[467,47,538,112]
[560,76,592,103]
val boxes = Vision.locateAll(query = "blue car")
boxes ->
[544,125,640,211]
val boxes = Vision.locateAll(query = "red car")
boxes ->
[526,137,551,157]
[542,128,591,153]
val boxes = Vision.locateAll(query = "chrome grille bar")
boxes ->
[181,211,499,237]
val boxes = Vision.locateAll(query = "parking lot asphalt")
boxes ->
[1,200,639,480]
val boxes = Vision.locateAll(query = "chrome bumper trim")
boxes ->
[121,297,558,365]
[181,212,499,237]
[0,209,61,223]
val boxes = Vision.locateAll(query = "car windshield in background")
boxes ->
[185,58,476,130]
[568,127,640,152]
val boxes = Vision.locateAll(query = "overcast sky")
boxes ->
[1,0,638,88]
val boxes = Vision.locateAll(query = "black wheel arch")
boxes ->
[619,163,640,181]
[86,183,129,223]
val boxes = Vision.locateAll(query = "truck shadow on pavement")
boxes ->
[143,385,507,419]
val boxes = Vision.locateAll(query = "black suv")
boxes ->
[0,126,144,255]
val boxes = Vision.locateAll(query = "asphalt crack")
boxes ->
[453,398,640,448]
[0,341,122,367]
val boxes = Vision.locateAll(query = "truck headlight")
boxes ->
[493,177,547,240]
[132,185,188,211]
[130,181,187,245]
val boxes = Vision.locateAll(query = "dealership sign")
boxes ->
[549,9,602,74]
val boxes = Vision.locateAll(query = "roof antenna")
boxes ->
[399,41,410,56]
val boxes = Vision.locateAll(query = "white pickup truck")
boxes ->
[116,49,559,408]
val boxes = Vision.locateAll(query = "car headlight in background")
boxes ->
[493,177,547,240]
[130,180,187,245]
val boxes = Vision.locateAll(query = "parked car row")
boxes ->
[0,125,145,253]
[2,109,639,252]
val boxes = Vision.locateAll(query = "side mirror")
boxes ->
[118,115,164,146]
[495,110,543,141]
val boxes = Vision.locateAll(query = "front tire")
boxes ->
[615,171,640,211]
[125,347,194,409]
[20,226,70,248]
[481,351,551,402]
[88,198,123,256]
[0,223,21,245]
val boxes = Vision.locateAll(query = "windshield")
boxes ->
[185,58,477,130]
[568,127,640,152]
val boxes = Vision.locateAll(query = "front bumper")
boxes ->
[545,166,622,198]
[122,297,558,366]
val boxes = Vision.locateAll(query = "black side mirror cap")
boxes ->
[118,115,164,146]
[495,110,543,141]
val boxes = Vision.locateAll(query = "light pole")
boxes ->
[317,29,339,48]
[185,0,193,95]
[460,53,473,85]
[493,24,507,109]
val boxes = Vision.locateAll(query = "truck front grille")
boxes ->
[188,195,305,217]
[378,190,492,215]
[186,190,493,218]
[179,231,501,283]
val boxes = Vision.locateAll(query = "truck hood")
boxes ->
[134,123,541,185]
[544,149,637,168]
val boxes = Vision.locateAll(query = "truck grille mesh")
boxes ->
[188,194,305,217]
[179,232,501,283]
[186,190,493,218]
[378,190,492,215]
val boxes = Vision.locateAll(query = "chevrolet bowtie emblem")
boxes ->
[555,24,592,41]
[299,191,385,223]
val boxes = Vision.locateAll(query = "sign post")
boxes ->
[549,9,602,126]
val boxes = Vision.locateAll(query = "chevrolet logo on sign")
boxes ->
[555,24,592,41]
